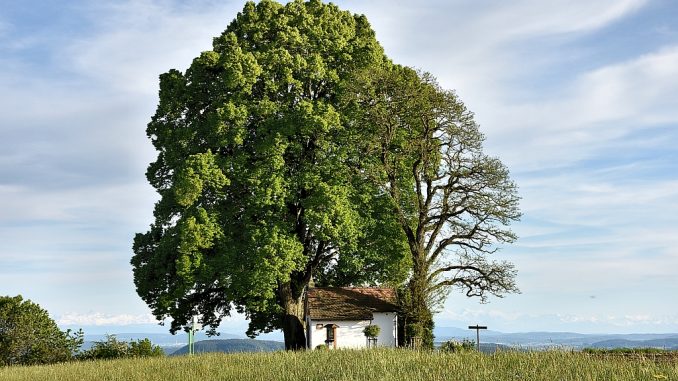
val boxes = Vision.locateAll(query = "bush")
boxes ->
[314,344,328,350]
[363,325,381,338]
[439,339,476,353]
[0,295,81,366]
[79,335,164,360]
[129,338,164,357]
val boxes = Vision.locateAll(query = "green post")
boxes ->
[188,315,201,355]
[188,329,194,355]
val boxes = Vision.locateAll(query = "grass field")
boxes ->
[1,349,677,381]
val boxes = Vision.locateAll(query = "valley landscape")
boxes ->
[77,327,678,355]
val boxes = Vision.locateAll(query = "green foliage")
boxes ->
[405,323,423,339]
[64,328,85,357]
[2,349,677,381]
[343,65,521,348]
[79,335,128,360]
[128,339,164,358]
[79,335,164,360]
[314,344,328,350]
[439,339,476,353]
[131,0,408,349]
[399,288,434,349]
[0,295,76,366]
[362,325,380,338]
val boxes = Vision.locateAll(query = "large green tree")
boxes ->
[342,66,521,348]
[0,295,81,366]
[131,0,406,350]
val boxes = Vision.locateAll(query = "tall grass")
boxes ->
[1,349,676,381]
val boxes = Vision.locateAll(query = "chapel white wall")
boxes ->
[308,312,397,349]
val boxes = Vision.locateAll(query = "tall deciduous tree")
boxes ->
[131,0,406,350]
[342,66,521,348]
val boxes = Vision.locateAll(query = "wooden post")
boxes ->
[468,325,487,352]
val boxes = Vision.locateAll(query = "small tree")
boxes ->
[0,295,78,366]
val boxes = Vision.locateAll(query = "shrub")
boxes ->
[0,295,80,366]
[439,339,476,353]
[363,325,381,338]
[129,338,164,357]
[79,335,164,360]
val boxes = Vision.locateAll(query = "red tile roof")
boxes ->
[306,287,398,320]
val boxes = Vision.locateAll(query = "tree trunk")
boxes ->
[279,282,307,350]
[403,252,435,349]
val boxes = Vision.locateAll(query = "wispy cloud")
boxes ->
[57,312,159,326]
[66,1,242,95]
[480,0,647,38]
[479,45,678,172]
[0,182,156,225]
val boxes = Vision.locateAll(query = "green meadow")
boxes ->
[1,349,676,381]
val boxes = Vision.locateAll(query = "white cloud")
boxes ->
[57,312,159,326]
[338,0,646,106]
[519,176,678,226]
[482,45,678,171]
[480,0,647,38]
[575,46,678,125]
[65,1,242,95]
[0,182,156,225]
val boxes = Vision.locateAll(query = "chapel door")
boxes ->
[325,324,337,349]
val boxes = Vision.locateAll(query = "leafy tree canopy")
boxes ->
[132,0,408,349]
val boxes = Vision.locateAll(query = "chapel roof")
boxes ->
[306,287,398,321]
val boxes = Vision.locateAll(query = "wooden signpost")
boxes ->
[468,325,487,352]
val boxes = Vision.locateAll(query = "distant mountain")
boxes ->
[79,332,242,353]
[588,338,678,350]
[434,326,678,350]
[170,339,284,356]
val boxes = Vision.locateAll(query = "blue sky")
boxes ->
[1,0,677,336]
